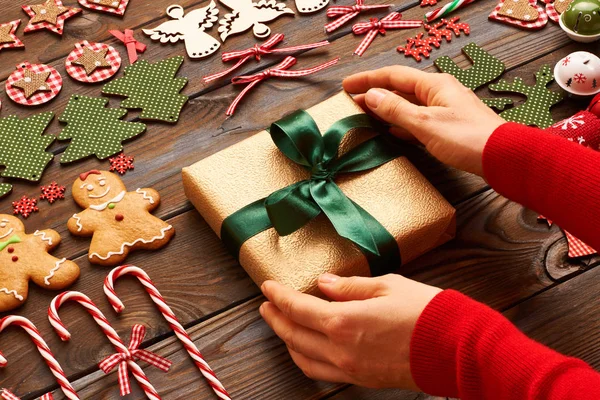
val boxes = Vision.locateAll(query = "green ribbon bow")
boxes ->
[0,235,20,252]
[221,110,403,276]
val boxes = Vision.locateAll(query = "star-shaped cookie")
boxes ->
[72,46,110,75]
[22,0,81,35]
[11,69,51,98]
[0,20,24,52]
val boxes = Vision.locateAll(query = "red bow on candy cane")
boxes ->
[204,34,330,83]
[352,13,423,56]
[109,29,147,65]
[227,56,339,116]
[325,0,392,33]
[99,325,172,396]
[1,389,53,400]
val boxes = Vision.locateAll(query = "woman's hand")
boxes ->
[343,66,506,177]
[260,273,441,389]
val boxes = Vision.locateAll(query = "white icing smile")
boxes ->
[88,186,111,199]
[0,228,14,240]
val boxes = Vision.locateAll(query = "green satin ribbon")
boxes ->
[0,235,20,252]
[221,110,403,276]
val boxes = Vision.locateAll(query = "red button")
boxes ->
[7,247,13,253]
[115,214,124,222]
[11,256,18,262]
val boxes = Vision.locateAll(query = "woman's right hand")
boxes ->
[343,66,506,177]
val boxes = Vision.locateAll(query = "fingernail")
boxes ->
[365,88,386,109]
[259,303,265,316]
[319,273,339,284]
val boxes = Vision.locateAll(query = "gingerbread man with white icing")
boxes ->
[68,170,175,266]
[0,215,80,312]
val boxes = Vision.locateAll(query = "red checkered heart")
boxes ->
[65,41,121,83]
[6,62,62,106]
[77,0,129,16]
[489,0,548,29]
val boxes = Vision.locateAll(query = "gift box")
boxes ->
[182,92,456,293]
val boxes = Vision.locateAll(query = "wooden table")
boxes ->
[0,0,597,397]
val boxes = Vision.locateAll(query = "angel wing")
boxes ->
[218,10,251,41]
[186,0,220,30]
[219,0,256,13]
[253,0,294,23]
[143,19,185,44]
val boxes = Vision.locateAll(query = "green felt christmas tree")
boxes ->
[0,183,12,199]
[0,112,55,182]
[58,95,147,163]
[489,65,563,129]
[102,56,189,123]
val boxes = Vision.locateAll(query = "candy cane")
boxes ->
[1,388,53,400]
[104,266,231,400]
[0,316,78,400]
[48,292,161,400]
[425,0,476,22]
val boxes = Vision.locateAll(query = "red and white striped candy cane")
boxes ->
[104,266,231,400]
[48,291,161,400]
[0,316,78,400]
[1,389,53,400]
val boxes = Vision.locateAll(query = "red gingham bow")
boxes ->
[226,56,339,116]
[204,34,330,83]
[1,389,53,400]
[325,0,392,33]
[109,29,146,64]
[352,12,422,56]
[99,325,172,396]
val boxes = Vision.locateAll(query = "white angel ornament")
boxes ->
[143,2,221,59]
[218,0,294,41]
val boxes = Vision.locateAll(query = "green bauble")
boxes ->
[562,0,600,35]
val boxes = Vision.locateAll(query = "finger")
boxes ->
[261,280,335,332]
[260,302,333,363]
[343,66,431,95]
[364,88,424,132]
[318,273,389,301]
[289,348,354,384]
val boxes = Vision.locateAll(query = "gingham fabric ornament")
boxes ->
[539,216,596,258]
[0,184,12,199]
[0,112,54,182]
[489,0,548,30]
[489,64,563,128]
[22,0,81,35]
[0,20,24,53]
[77,0,130,16]
[143,3,221,59]
[66,41,121,83]
[102,56,189,123]
[6,62,62,106]
[58,95,146,163]
[218,0,294,41]
[435,42,505,90]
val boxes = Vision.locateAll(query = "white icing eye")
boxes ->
[87,184,94,191]
[99,180,106,187]
[0,223,6,228]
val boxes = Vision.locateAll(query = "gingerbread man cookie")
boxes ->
[0,215,80,312]
[67,170,174,266]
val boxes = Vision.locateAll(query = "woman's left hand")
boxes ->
[259,273,441,389]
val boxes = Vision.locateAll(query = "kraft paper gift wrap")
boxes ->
[182,92,456,293]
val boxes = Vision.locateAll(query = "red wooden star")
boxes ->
[22,0,81,36]
[0,20,24,52]
[538,216,596,258]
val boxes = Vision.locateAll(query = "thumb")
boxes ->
[318,273,387,301]
[364,88,423,134]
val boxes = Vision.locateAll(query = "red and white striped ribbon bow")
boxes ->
[203,34,330,83]
[227,56,339,116]
[109,29,146,64]
[99,324,172,396]
[325,0,392,32]
[1,389,53,400]
[352,12,423,56]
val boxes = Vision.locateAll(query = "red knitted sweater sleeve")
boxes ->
[409,122,600,399]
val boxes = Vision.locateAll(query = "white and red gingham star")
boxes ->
[22,0,82,36]
[0,20,24,53]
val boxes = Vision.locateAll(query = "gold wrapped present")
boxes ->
[182,92,455,294]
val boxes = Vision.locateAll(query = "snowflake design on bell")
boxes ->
[109,152,135,175]
[574,73,587,84]
[12,196,39,218]
[562,56,570,66]
[40,181,66,203]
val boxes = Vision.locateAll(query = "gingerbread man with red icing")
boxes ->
[0,215,80,312]
[67,170,175,266]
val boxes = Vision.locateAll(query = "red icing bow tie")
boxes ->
[325,0,392,33]
[203,34,330,83]
[226,56,339,116]
[109,29,146,65]
[99,324,172,396]
[352,12,423,56]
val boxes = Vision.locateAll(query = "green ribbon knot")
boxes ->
[221,110,403,276]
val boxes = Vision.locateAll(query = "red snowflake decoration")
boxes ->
[12,196,39,218]
[562,56,570,66]
[420,0,438,6]
[397,41,431,61]
[443,17,470,36]
[574,73,587,84]
[411,32,441,51]
[424,20,453,42]
[40,182,66,204]
[109,153,135,175]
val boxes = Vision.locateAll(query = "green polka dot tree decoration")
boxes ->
[0,183,13,199]
[58,95,147,163]
[489,65,564,128]
[102,56,189,123]
[0,112,55,183]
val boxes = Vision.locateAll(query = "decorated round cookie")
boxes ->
[65,41,121,83]
[77,0,130,16]
[6,62,62,106]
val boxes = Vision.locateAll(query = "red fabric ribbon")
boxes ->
[98,325,172,396]
[1,389,52,400]
[352,12,423,56]
[109,29,146,64]
[204,34,330,83]
[226,56,339,116]
[325,0,392,33]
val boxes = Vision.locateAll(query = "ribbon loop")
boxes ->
[325,0,392,32]
[352,12,423,56]
[109,29,146,65]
